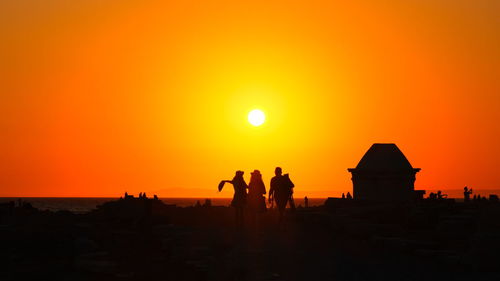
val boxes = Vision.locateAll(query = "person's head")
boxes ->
[235,170,244,178]
[251,169,262,180]
[250,170,262,178]
[275,167,282,176]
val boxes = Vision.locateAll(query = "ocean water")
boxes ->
[2,189,499,214]
[0,197,327,214]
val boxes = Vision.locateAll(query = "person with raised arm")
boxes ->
[219,170,248,226]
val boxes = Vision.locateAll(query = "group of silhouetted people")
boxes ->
[219,167,295,226]
[463,186,498,202]
[428,190,448,200]
[341,192,352,200]
[122,192,159,200]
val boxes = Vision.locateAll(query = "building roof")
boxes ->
[349,143,420,172]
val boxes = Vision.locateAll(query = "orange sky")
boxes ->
[1,0,499,197]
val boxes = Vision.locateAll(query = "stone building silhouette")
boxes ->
[348,143,421,201]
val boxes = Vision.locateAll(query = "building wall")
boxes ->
[351,171,417,201]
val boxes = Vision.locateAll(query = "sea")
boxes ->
[0,197,328,214]
[1,189,499,214]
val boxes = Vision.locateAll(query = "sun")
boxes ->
[248,109,266,126]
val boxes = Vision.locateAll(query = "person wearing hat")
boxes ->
[247,170,267,227]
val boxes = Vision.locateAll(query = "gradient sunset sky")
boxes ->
[1,0,499,197]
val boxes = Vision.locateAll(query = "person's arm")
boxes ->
[287,176,295,195]
[268,180,275,202]
[218,180,231,192]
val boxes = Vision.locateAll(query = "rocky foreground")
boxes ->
[1,197,500,281]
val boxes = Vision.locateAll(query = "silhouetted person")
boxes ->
[284,174,296,212]
[139,192,143,199]
[464,186,473,202]
[204,199,212,207]
[220,171,248,226]
[247,170,267,228]
[304,196,309,208]
[436,190,447,199]
[341,193,345,199]
[153,195,158,200]
[195,200,202,207]
[143,192,147,199]
[346,192,352,200]
[437,191,442,199]
[269,167,293,222]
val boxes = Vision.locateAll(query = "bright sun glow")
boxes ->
[248,109,266,126]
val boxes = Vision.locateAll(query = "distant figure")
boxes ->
[464,186,473,202]
[342,193,345,199]
[346,192,352,200]
[143,192,147,199]
[284,174,296,211]
[269,167,293,222]
[429,192,436,200]
[219,170,248,226]
[195,200,202,207]
[153,194,159,200]
[139,192,143,199]
[437,191,447,199]
[203,199,212,207]
[304,196,309,208]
